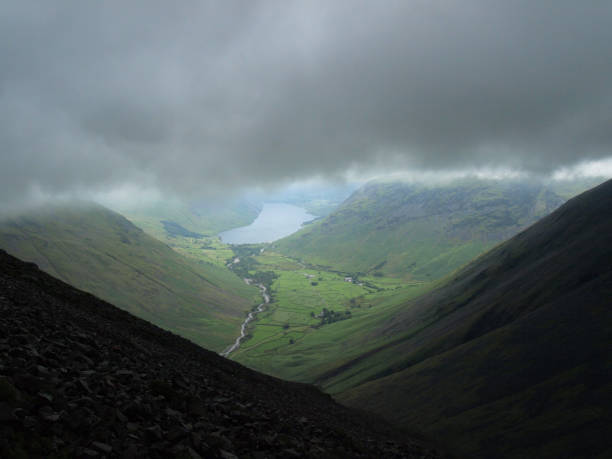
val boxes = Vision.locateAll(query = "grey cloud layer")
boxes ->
[1,0,611,205]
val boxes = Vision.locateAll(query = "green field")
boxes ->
[160,232,236,269]
[228,250,432,383]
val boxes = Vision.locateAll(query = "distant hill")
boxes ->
[257,183,359,216]
[0,249,441,458]
[326,179,612,458]
[111,198,261,242]
[160,220,205,239]
[0,202,256,351]
[276,178,571,279]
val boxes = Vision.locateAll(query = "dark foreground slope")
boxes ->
[0,203,256,351]
[334,179,612,458]
[0,250,440,458]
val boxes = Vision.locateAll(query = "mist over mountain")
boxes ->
[1,1,612,210]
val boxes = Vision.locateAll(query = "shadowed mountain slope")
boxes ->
[0,203,257,352]
[0,250,441,458]
[331,179,612,458]
[276,179,565,279]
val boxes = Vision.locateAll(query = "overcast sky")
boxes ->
[1,0,611,209]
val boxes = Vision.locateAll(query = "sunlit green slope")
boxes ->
[0,202,258,351]
[276,179,566,279]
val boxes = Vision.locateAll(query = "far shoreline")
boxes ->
[218,202,317,245]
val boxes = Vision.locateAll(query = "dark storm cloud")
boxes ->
[1,0,611,206]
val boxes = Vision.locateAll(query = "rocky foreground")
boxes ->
[0,250,441,458]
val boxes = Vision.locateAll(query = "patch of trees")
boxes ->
[228,258,259,279]
[161,220,204,239]
[361,280,382,291]
[250,270,278,287]
[228,246,278,289]
[227,247,260,276]
[231,245,263,258]
[318,308,351,325]
[371,260,387,271]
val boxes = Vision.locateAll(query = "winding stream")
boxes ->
[220,280,269,358]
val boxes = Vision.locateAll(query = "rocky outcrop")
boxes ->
[0,250,440,458]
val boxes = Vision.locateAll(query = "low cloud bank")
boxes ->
[1,1,611,209]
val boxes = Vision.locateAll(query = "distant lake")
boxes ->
[219,203,317,244]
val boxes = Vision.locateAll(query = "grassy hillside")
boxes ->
[276,179,569,279]
[0,202,258,351]
[105,199,261,270]
[328,179,612,458]
[113,198,259,242]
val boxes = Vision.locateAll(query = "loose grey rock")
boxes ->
[0,249,444,458]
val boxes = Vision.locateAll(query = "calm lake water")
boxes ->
[219,203,317,244]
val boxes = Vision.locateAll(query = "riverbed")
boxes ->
[220,280,269,357]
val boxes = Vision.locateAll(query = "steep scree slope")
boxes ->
[0,250,441,458]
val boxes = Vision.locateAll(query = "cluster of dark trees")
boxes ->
[227,245,278,292]
[311,308,352,325]
[161,220,205,239]
[250,270,277,286]
[227,246,262,278]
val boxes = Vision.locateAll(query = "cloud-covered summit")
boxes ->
[1,0,611,207]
